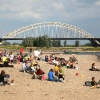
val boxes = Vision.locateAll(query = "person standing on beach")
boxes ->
[19,48,23,56]
[33,49,40,60]
[29,47,33,61]
[29,47,32,53]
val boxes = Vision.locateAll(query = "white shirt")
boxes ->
[33,50,40,57]
[52,60,59,65]
[22,62,26,70]
[9,54,14,60]
[31,67,36,72]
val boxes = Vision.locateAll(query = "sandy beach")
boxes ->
[0,54,100,100]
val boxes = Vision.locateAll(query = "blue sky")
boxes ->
[0,0,100,40]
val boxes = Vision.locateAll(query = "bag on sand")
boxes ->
[85,81,92,86]
[0,82,3,86]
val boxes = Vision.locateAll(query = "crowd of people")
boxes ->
[0,48,100,88]
[45,54,78,69]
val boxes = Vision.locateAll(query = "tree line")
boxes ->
[21,35,61,47]
[1,35,100,47]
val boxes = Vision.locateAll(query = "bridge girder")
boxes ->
[2,22,100,45]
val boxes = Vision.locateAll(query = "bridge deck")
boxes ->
[0,38,100,40]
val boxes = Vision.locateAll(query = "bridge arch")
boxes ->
[2,22,100,44]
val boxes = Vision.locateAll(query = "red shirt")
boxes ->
[20,48,23,53]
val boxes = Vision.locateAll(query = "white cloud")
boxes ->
[0,0,100,38]
[52,2,64,10]
[0,5,21,12]
[95,1,100,6]
[0,0,99,21]
[63,0,100,19]
[19,11,43,19]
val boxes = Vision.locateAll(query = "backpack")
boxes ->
[85,81,92,86]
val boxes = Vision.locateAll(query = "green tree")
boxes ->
[43,35,51,47]
[52,40,61,47]
[37,35,50,47]
[38,36,44,47]
[58,40,61,47]
[12,43,20,45]
[22,37,34,47]
[21,35,51,47]
[84,42,92,46]
[3,41,10,46]
[34,37,39,47]
[63,40,67,47]
[75,40,79,47]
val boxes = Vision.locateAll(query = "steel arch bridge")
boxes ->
[1,22,100,45]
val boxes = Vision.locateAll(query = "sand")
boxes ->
[0,54,100,100]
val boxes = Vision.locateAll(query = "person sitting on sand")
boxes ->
[66,60,75,69]
[19,55,24,62]
[58,65,65,81]
[45,55,49,62]
[35,65,44,79]
[17,54,21,64]
[48,69,63,82]
[53,64,59,77]
[38,72,45,81]
[60,58,66,67]
[13,56,17,64]
[90,63,100,71]
[68,56,77,69]
[31,59,39,66]
[50,54,55,60]
[9,52,14,64]
[69,56,78,63]
[0,70,14,86]
[91,77,100,87]
[1,55,7,63]
[25,63,36,74]
[20,61,27,72]
[52,57,59,65]
[23,53,28,62]
[0,58,14,67]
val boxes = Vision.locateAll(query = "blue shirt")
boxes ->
[48,71,53,80]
